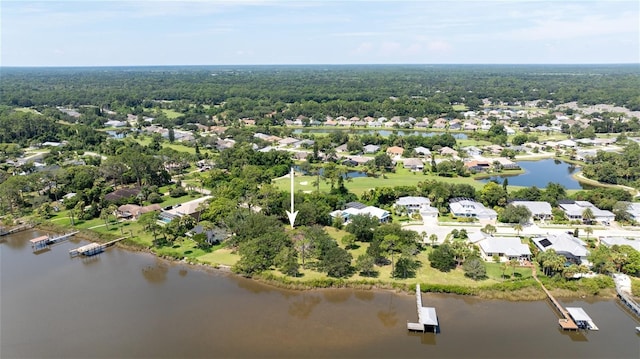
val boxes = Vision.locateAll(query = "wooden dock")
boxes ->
[30,231,79,251]
[1,223,35,236]
[407,284,439,333]
[613,273,640,318]
[531,267,579,330]
[69,236,127,257]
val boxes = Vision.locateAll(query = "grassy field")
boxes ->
[160,109,183,119]
[274,165,518,196]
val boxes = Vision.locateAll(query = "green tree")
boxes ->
[481,224,496,235]
[345,214,379,242]
[428,243,456,272]
[320,245,353,278]
[463,257,486,280]
[498,204,532,224]
[355,254,377,277]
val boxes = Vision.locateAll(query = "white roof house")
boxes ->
[533,233,589,264]
[395,196,431,214]
[363,144,380,153]
[558,201,614,224]
[449,199,497,221]
[414,146,431,156]
[600,237,640,252]
[330,203,390,223]
[625,202,640,221]
[477,236,531,262]
[510,201,553,221]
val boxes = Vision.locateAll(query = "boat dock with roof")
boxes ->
[30,231,79,251]
[566,307,599,330]
[407,284,439,333]
[69,236,127,257]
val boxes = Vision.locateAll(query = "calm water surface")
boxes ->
[479,159,586,189]
[2,230,638,358]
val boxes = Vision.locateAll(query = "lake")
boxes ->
[293,128,468,139]
[479,159,587,189]
[1,230,639,358]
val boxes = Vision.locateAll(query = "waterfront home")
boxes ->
[532,233,590,265]
[477,236,531,262]
[395,196,431,214]
[558,200,615,224]
[117,204,161,220]
[186,225,226,245]
[509,201,553,221]
[162,196,212,221]
[449,198,497,222]
[599,237,640,252]
[330,202,391,223]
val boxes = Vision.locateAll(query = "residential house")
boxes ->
[104,119,128,128]
[625,202,640,222]
[161,196,212,221]
[532,233,590,265]
[117,204,161,220]
[395,196,431,214]
[402,158,424,171]
[363,144,380,154]
[509,201,553,221]
[329,201,391,223]
[439,147,458,157]
[278,137,299,147]
[558,200,615,224]
[449,198,497,221]
[477,236,531,262]
[386,146,404,158]
[186,225,227,245]
[599,237,640,252]
[335,144,349,153]
[413,146,431,157]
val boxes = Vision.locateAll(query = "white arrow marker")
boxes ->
[285,167,298,228]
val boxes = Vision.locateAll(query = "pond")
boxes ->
[293,128,468,139]
[478,159,587,189]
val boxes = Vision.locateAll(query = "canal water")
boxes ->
[479,159,586,189]
[2,230,638,358]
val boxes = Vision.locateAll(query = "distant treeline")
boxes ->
[1,65,639,117]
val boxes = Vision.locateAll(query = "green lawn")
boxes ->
[161,109,183,119]
[275,166,488,196]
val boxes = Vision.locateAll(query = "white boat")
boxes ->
[635,326,640,333]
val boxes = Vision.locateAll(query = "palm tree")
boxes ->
[582,208,595,225]
[100,208,111,230]
[509,258,519,277]
[584,226,593,241]
[481,224,496,235]
[429,234,438,247]
[513,223,523,236]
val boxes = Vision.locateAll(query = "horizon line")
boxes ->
[2,62,640,69]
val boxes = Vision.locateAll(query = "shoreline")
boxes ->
[29,222,621,301]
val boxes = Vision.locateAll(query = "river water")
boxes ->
[2,230,639,358]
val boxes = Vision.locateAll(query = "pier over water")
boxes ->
[407,284,439,333]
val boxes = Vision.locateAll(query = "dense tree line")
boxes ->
[2,65,639,122]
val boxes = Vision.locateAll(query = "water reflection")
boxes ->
[407,331,437,345]
[377,293,399,327]
[80,254,101,266]
[562,329,589,342]
[179,269,188,277]
[322,289,352,303]
[354,290,374,302]
[288,294,322,319]
[142,260,169,284]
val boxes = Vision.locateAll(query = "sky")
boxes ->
[1,0,639,66]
